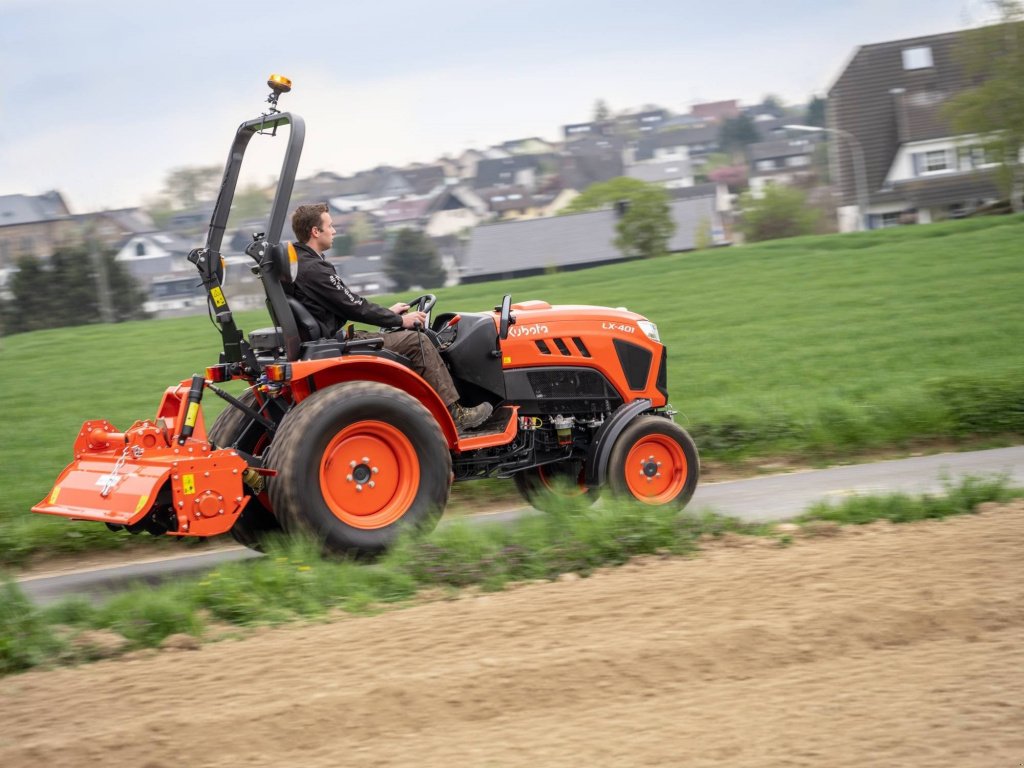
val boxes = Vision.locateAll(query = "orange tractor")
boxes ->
[34,76,699,557]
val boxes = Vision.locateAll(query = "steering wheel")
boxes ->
[405,294,437,328]
[498,293,514,340]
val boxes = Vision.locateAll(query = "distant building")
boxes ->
[747,137,820,198]
[461,191,727,283]
[0,191,72,270]
[828,28,1003,231]
[690,100,740,122]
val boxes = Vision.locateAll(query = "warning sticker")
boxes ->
[135,494,149,514]
[210,287,226,307]
[182,474,196,495]
[185,402,200,428]
[50,487,60,505]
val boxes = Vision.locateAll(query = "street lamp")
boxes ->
[785,124,869,232]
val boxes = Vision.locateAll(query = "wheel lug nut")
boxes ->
[356,484,363,492]
[346,474,353,482]
[371,467,379,474]
[349,460,356,468]
[368,481,375,489]
[361,456,369,464]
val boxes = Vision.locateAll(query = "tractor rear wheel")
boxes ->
[207,389,282,550]
[513,460,599,513]
[607,416,699,508]
[268,381,451,558]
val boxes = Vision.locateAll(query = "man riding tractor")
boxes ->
[289,202,492,431]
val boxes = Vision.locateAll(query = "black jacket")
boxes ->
[291,242,402,337]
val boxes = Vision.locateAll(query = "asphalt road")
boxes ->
[17,445,1024,606]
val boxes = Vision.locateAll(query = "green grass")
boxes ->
[2,214,1023,563]
[2,476,1019,676]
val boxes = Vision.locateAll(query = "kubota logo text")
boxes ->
[508,324,549,338]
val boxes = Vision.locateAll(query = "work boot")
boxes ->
[450,401,493,431]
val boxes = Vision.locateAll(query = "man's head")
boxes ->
[291,203,335,252]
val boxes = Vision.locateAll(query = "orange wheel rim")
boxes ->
[319,421,420,529]
[538,463,588,497]
[624,435,688,504]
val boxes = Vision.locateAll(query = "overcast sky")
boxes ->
[0,0,996,212]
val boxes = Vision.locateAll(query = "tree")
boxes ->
[347,212,375,245]
[805,95,827,128]
[0,244,149,335]
[385,229,446,291]
[562,177,676,259]
[162,165,222,210]
[945,1,1024,211]
[718,114,759,157]
[739,186,821,242]
[593,99,611,122]
[758,94,786,118]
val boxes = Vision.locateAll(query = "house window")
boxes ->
[756,159,776,171]
[136,242,147,257]
[880,212,904,228]
[786,155,811,167]
[913,149,952,174]
[902,46,933,70]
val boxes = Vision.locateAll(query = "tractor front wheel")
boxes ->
[268,381,451,558]
[607,416,699,508]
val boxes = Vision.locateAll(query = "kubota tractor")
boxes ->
[33,76,699,558]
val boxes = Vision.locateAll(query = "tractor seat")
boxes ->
[287,295,323,342]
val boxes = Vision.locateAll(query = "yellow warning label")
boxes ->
[50,487,60,505]
[185,402,200,428]
[135,495,149,514]
[503,356,512,364]
[182,474,196,495]
[210,287,226,307]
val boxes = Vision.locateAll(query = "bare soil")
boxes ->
[3,505,1022,767]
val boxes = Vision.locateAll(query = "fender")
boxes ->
[584,398,655,488]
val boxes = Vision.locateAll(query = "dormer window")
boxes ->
[902,46,933,70]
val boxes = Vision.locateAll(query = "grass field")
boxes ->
[2,214,1022,562]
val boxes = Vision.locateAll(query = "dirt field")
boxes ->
[2,505,1022,768]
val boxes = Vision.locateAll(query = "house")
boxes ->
[498,137,558,156]
[690,100,740,122]
[562,120,616,142]
[747,137,820,198]
[329,242,395,295]
[460,192,728,283]
[78,207,156,247]
[827,28,1003,231]
[114,231,196,282]
[424,186,488,238]
[324,167,414,213]
[476,186,547,220]
[625,156,694,189]
[559,136,626,191]
[0,191,73,270]
[374,196,435,232]
[397,165,449,197]
[472,154,559,191]
[631,125,721,168]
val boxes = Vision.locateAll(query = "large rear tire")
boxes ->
[207,389,283,550]
[607,416,699,508]
[268,381,451,558]
[513,460,599,513]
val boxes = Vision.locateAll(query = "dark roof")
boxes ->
[398,165,447,196]
[668,182,720,201]
[828,28,979,206]
[462,196,722,281]
[0,191,70,227]
[893,168,1001,208]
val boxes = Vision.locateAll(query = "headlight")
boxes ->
[638,320,660,342]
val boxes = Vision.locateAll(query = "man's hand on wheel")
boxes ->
[389,302,411,314]
[400,311,427,330]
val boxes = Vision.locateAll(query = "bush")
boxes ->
[929,373,1024,436]
[739,186,822,242]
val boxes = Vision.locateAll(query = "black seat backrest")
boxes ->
[264,241,325,347]
[287,296,323,342]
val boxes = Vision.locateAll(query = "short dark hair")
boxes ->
[291,203,329,243]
